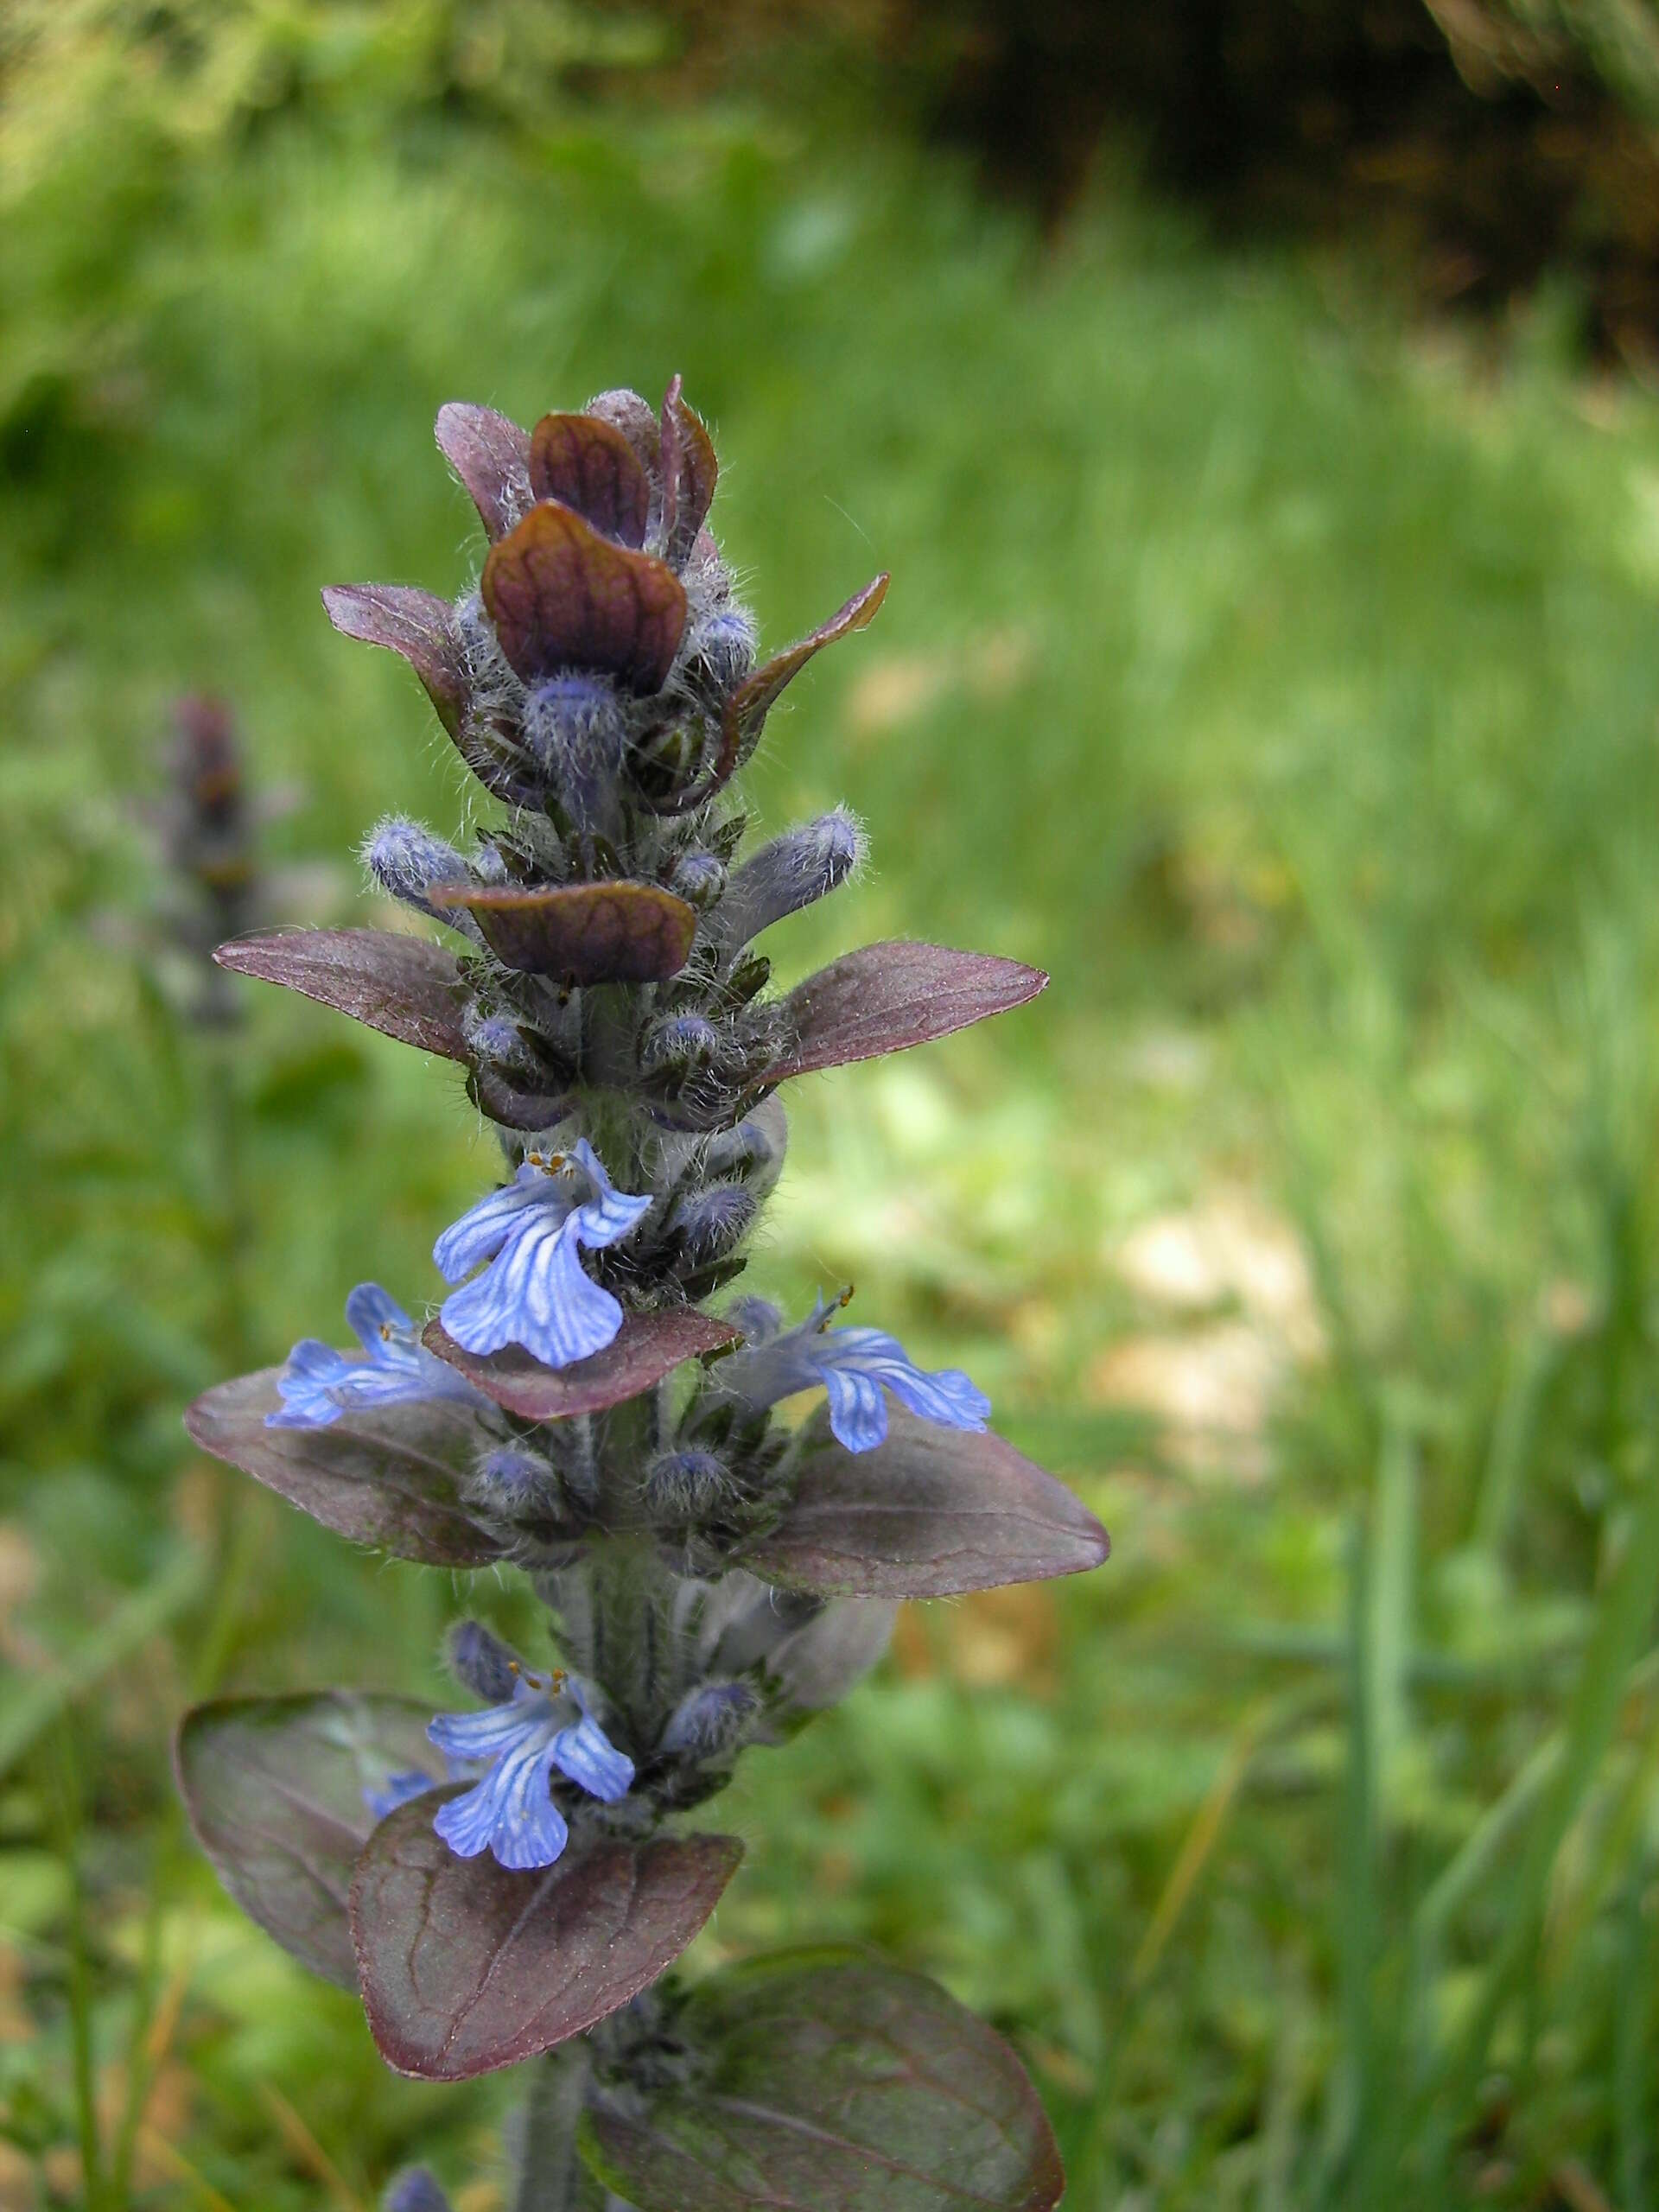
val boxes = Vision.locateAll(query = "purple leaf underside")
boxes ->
[741,1406,1109,1599]
[768,941,1047,1080]
[530,411,652,549]
[579,1948,1065,2212]
[435,402,533,541]
[183,1370,503,1566]
[321,585,469,735]
[423,1309,739,1421]
[213,929,470,1062]
[429,880,696,985]
[714,574,888,783]
[352,1803,742,2080]
[659,377,718,566]
[175,1693,442,1989]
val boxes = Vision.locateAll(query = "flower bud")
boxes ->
[364,817,476,929]
[447,1619,520,1705]
[669,849,727,907]
[523,677,626,830]
[703,1096,788,1200]
[715,809,863,951]
[690,602,757,696]
[643,1449,734,1523]
[641,1011,722,1077]
[660,1681,758,1761]
[665,1180,754,1262]
[385,2173,451,2212]
[467,1445,562,1518]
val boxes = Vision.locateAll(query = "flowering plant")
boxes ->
[176,380,1109,2209]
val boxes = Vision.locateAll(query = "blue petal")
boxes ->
[428,1692,550,1764]
[877,1359,990,1431]
[550,1712,634,1802]
[820,1362,890,1452]
[432,1732,569,1870]
[440,1211,623,1370]
[433,1169,555,1283]
[566,1139,652,1247]
[281,1338,353,1383]
[345,1282,417,1360]
[365,1769,435,1822]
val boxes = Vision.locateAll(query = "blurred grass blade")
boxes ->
[1452,1478,1659,2104]
[0,1544,206,1777]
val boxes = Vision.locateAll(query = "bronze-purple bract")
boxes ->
[766,939,1047,1080]
[213,928,470,1062]
[481,500,687,693]
[428,880,696,985]
[350,1803,743,2080]
[435,402,532,541]
[469,1066,573,1134]
[423,1309,739,1422]
[176,1693,442,1989]
[741,1407,1109,1599]
[321,584,470,736]
[529,413,652,549]
[658,374,719,568]
[580,1951,1065,2212]
[183,1370,505,1567]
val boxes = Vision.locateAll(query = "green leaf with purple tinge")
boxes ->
[766,941,1046,1080]
[428,880,696,985]
[741,1407,1109,1599]
[351,1800,742,2080]
[579,1948,1065,2212]
[423,1308,738,1421]
[176,1693,442,1988]
[321,584,471,735]
[213,928,470,1062]
[184,1370,504,1566]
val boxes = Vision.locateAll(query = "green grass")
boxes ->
[6,45,1659,2209]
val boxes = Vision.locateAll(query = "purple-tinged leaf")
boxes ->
[184,1370,504,1566]
[767,941,1046,1079]
[435,403,533,541]
[529,413,652,549]
[482,501,687,692]
[658,375,718,568]
[714,573,887,785]
[423,1309,738,1422]
[469,1065,573,1133]
[213,928,471,1061]
[579,1949,1065,2212]
[741,1407,1109,1599]
[585,386,663,475]
[176,1693,442,1989]
[321,586,469,736]
[429,880,695,985]
[351,1805,742,2081]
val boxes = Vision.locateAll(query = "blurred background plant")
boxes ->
[9,1,1659,2205]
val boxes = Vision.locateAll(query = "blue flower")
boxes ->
[266,1284,480,1430]
[426,1671,634,1872]
[364,1768,439,1824]
[434,1138,651,1371]
[723,1294,991,1453]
